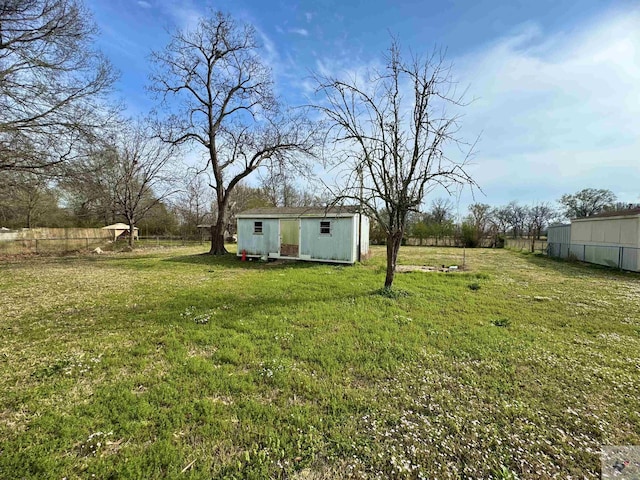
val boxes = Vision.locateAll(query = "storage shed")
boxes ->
[102,223,139,241]
[568,209,640,271]
[236,207,369,264]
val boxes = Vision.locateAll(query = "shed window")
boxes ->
[320,221,331,235]
[254,221,263,234]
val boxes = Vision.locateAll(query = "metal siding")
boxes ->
[619,218,639,246]
[547,225,571,245]
[300,217,354,262]
[571,217,639,247]
[237,218,279,255]
[621,247,638,271]
[361,216,370,256]
[571,222,590,243]
[584,245,620,268]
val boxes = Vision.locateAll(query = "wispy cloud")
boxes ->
[161,0,202,31]
[137,0,152,8]
[305,12,313,23]
[451,9,640,204]
[289,28,309,37]
[307,8,640,206]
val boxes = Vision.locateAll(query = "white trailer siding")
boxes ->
[569,214,640,271]
[571,216,640,247]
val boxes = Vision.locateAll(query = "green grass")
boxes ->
[1,245,639,479]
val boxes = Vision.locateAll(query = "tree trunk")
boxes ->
[128,219,135,248]
[384,231,403,289]
[209,202,228,255]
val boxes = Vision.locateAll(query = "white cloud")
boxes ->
[137,0,152,8]
[451,8,640,206]
[289,28,309,37]
[161,1,202,31]
[306,8,640,208]
[305,12,313,23]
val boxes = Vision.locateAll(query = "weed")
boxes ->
[491,318,511,327]
[76,431,113,457]
[468,282,481,291]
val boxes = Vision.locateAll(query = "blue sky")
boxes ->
[87,0,640,213]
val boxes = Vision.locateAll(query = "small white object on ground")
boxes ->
[93,247,103,254]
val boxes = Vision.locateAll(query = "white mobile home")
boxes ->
[569,209,640,271]
[236,207,369,264]
[547,209,640,271]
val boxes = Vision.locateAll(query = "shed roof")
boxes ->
[102,223,139,231]
[237,206,361,218]
[573,208,640,221]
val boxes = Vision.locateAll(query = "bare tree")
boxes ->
[429,197,455,245]
[315,41,477,289]
[526,202,555,240]
[505,201,528,238]
[58,147,121,226]
[149,11,318,255]
[467,203,492,240]
[108,121,178,247]
[224,182,274,236]
[260,162,325,208]
[175,170,212,237]
[0,0,118,173]
[607,201,640,212]
[0,172,63,228]
[430,197,455,225]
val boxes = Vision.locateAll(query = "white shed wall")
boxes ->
[571,217,640,247]
[569,215,640,271]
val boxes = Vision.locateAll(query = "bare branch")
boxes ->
[313,40,479,289]
[149,11,319,254]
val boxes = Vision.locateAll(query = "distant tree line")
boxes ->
[394,188,639,248]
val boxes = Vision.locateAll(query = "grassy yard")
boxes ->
[0,245,639,479]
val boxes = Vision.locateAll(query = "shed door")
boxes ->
[280,219,299,257]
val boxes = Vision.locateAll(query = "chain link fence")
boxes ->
[547,242,640,272]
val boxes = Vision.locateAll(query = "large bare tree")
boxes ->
[149,11,318,254]
[0,0,118,173]
[315,42,477,289]
[110,121,178,247]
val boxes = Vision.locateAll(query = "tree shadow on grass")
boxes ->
[519,251,640,280]
[163,252,349,271]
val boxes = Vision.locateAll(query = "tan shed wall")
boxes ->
[571,217,640,247]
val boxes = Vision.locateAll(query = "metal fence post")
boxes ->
[583,244,586,261]
[619,247,623,270]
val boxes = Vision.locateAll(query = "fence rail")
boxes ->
[548,242,640,272]
[505,238,548,253]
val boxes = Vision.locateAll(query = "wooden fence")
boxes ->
[0,228,112,254]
